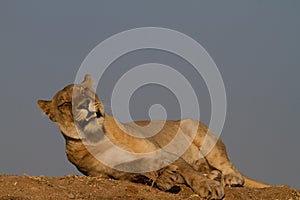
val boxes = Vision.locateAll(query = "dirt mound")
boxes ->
[0,174,299,200]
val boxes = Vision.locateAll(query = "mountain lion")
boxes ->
[38,75,269,199]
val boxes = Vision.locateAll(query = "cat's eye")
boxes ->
[77,99,90,109]
[58,102,71,108]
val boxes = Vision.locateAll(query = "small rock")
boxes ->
[67,193,75,199]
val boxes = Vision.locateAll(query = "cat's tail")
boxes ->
[243,175,271,188]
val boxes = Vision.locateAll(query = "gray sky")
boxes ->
[0,1,299,189]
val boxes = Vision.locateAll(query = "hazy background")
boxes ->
[0,1,299,189]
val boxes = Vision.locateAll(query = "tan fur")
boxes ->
[38,75,270,199]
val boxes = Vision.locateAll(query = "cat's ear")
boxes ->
[81,74,94,89]
[37,100,56,122]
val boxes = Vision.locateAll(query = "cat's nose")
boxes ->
[85,99,90,107]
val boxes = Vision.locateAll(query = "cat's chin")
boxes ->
[75,118,104,144]
[82,118,101,133]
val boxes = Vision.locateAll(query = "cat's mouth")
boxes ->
[86,109,103,122]
[96,109,103,118]
[75,108,104,129]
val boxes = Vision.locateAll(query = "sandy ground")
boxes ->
[0,174,299,200]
